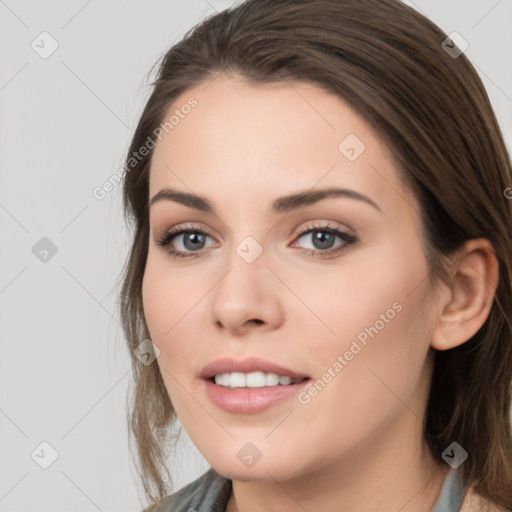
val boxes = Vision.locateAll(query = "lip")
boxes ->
[200,356,309,380]
[200,357,311,414]
[202,377,311,414]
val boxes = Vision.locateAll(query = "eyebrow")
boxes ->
[149,186,382,214]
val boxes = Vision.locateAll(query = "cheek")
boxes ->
[141,254,213,387]
[291,237,430,349]
[142,252,198,340]
[142,270,168,342]
[142,262,195,406]
[293,237,434,405]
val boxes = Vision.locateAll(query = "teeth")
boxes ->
[213,371,303,388]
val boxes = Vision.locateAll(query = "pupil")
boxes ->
[313,230,334,250]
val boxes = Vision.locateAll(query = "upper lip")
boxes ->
[200,357,310,380]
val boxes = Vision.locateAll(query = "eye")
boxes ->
[156,224,217,258]
[291,223,357,256]
[155,222,357,259]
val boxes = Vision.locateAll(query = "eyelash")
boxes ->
[155,222,357,259]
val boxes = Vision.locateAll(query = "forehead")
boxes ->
[148,74,415,213]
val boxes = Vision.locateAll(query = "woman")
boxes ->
[118,0,512,510]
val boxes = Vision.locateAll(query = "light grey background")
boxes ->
[0,1,511,511]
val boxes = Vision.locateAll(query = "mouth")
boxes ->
[203,374,311,414]
[200,357,311,414]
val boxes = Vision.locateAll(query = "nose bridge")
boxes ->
[215,234,268,307]
[208,233,283,332]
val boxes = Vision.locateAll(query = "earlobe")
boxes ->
[430,238,499,351]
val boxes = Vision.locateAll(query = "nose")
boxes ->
[209,249,284,335]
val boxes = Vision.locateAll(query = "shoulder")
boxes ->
[143,467,232,512]
[459,484,510,512]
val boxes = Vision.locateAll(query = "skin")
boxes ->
[142,74,499,512]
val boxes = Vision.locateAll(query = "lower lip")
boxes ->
[202,377,311,414]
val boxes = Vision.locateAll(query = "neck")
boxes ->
[225,413,449,512]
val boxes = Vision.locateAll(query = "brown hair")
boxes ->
[118,0,512,508]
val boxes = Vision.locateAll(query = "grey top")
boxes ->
[149,465,468,512]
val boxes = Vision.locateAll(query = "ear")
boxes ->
[430,238,499,351]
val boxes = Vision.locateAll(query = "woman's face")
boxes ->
[143,74,442,481]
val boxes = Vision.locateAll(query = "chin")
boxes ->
[210,454,305,483]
